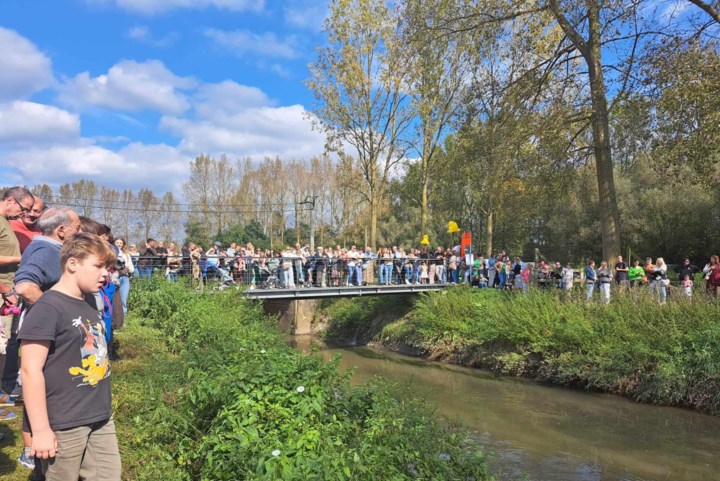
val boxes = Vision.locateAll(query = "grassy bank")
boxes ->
[317,295,415,345]
[116,279,493,480]
[321,288,720,415]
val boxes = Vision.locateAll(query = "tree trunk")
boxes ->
[485,209,494,258]
[420,143,430,234]
[587,0,621,263]
[420,176,429,235]
[369,196,378,250]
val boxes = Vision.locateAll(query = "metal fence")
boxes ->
[129,255,460,289]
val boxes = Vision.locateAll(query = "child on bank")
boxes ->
[681,274,694,298]
[18,233,121,481]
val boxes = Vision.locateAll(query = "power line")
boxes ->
[57,202,314,215]
[43,194,314,209]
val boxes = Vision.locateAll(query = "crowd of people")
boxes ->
[126,240,720,304]
[0,187,122,480]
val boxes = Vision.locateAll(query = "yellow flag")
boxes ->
[421,234,430,245]
[447,221,460,234]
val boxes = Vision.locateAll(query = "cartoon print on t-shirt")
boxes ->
[68,316,110,386]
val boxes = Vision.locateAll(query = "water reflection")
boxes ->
[293,336,720,481]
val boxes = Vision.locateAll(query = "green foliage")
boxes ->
[215,220,271,250]
[117,281,492,480]
[320,295,414,343]
[376,288,720,414]
[184,221,213,249]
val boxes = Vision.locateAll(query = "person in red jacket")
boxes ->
[703,255,720,297]
[10,196,45,253]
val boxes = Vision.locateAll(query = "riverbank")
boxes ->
[0,279,493,481]
[317,288,720,415]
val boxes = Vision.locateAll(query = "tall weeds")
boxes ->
[378,287,720,414]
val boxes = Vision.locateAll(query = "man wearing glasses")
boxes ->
[10,196,45,253]
[0,187,34,422]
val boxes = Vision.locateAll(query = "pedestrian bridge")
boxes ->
[244,283,444,300]
[246,284,445,336]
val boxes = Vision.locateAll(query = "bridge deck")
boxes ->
[245,283,445,300]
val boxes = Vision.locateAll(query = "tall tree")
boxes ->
[542,0,623,262]
[99,186,120,226]
[116,189,136,242]
[58,180,98,218]
[158,191,184,242]
[307,0,414,248]
[31,184,53,202]
[208,155,238,235]
[183,155,213,232]
[402,0,469,235]
[137,188,161,241]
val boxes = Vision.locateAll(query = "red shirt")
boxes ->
[10,219,40,253]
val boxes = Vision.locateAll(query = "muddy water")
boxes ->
[293,337,720,481]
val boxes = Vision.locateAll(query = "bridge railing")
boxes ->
[127,254,456,288]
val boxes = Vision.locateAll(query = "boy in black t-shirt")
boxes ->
[18,233,120,481]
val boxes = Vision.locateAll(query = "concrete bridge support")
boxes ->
[263,299,319,335]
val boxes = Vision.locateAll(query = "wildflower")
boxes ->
[272,449,281,457]
[296,386,305,393]
[260,349,266,354]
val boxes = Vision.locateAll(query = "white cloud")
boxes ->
[6,142,190,192]
[283,1,328,31]
[0,28,53,101]
[85,0,264,15]
[194,80,273,117]
[58,60,196,114]
[204,28,300,59]
[1,54,325,193]
[126,25,178,47]
[161,104,326,159]
[156,78,324,159]
[0,101,80,145]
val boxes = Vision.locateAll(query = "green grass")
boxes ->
[0,404,28,481]
[374,287,720,414]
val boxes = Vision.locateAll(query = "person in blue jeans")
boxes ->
[113,238,133,314]
[138,239,158,279]
[584,260,596,301]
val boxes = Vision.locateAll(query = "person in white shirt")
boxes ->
[562,263,575,293]
[346,246,360,286]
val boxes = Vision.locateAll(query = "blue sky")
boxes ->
[0,0,329,193]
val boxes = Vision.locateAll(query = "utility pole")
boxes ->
[306,195,319,252]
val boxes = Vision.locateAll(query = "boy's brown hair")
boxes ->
[60,232,117,270]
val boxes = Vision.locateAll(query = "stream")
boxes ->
[292,336,720,481]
